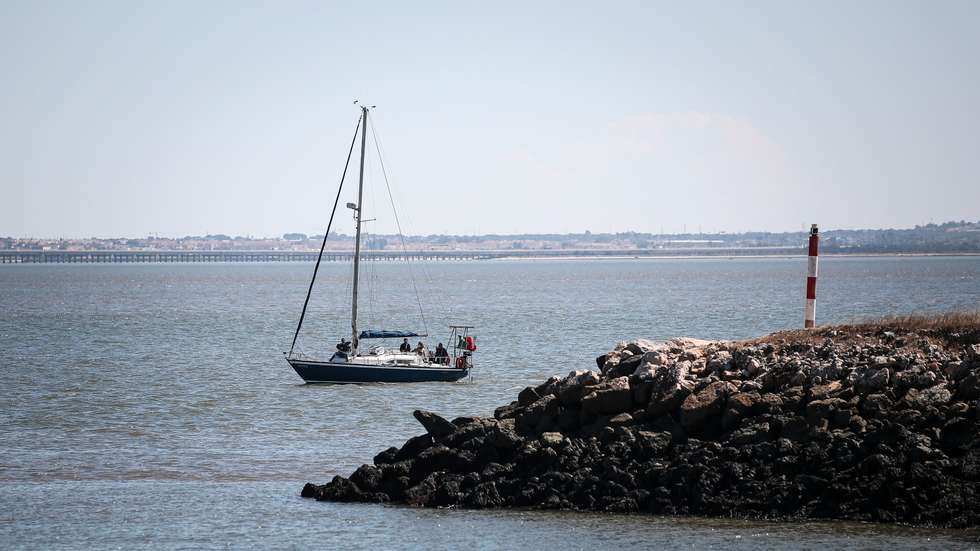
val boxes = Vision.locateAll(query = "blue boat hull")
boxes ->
[287,358,470,384]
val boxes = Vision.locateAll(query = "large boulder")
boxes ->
[680,381,733,432]
[581,376,633,415]
[901,385,952,409]
[413,410,457,438]
[517,386,541,406]
[851,367,891,394]
[516,394,560,433]
[722,391,761,428]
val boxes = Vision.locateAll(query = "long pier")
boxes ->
[0,247,806,264]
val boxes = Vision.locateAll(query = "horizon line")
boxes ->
[3,219,979,241]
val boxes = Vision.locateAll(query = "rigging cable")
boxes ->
[368,116,429,339]
[368,114,445,327]
[288,114,363,357]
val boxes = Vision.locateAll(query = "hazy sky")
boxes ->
[1,1,978,238]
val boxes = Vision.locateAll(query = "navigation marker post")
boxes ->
[804,224,819,328]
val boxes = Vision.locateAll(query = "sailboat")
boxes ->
[284,104,475,384]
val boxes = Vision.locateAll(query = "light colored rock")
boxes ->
[632,362,664,382]
[641,351,667,366]
[607,413,633,426]
[903,384,952,409]
[671,337,715,349]
[540,432,563,446]
[560,369,601,388]
[632,339,669,353]
[808,380,842,401]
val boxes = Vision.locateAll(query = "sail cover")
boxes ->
[359,330,420,340]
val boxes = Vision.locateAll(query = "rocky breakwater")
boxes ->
[302,319,980,527]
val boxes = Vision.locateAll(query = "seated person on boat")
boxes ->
[434,343,450,365]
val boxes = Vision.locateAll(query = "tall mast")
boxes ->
[351,106,368,353]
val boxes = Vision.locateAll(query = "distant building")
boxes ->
[283,233,308,242]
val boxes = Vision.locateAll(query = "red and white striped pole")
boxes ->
[804,224,819,328]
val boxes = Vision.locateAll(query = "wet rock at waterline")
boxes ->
[302,319,980,527]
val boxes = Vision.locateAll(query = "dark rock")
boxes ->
[680,381,732,433]
[373,446,398,466]
[315,476,364,502]
[631,380,654,405]
[606,354,643,379]
[493,401,521,420]
[961,448,980,480]
[647,386,690,417]
[466,481,505,507]
[442,419,490,448]
[300,482,319,498]
[516,394,560,434]
[518,386,541,406]
[414,410,457,438]
[805,398,849,427]
[723,391,760,429]
[411,445,474,478]
[860,393,893,418]
[557,384,587,406]
[851,367,891,394]
[958,373,980,400]
[452,416,481,426]
[581,377,633,415]
[727,420,772,446]
[404,473,439,506]
[534,376,561,397]
[349,464,383,492]
[395,434,433,462]
[941,418,976,451]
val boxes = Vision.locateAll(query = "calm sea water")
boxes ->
[1,256,979,549]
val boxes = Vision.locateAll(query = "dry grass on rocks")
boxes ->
[753,311,980,347]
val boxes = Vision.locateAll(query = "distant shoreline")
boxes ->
[2,249,979,264]
[500,252,980,261]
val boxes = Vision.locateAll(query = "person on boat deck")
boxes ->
[336,338,351,353]
[434,343,449,365]
[413,341,426,355]
[400,338,412,353]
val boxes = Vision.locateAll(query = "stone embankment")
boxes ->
[302,317,980,527]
